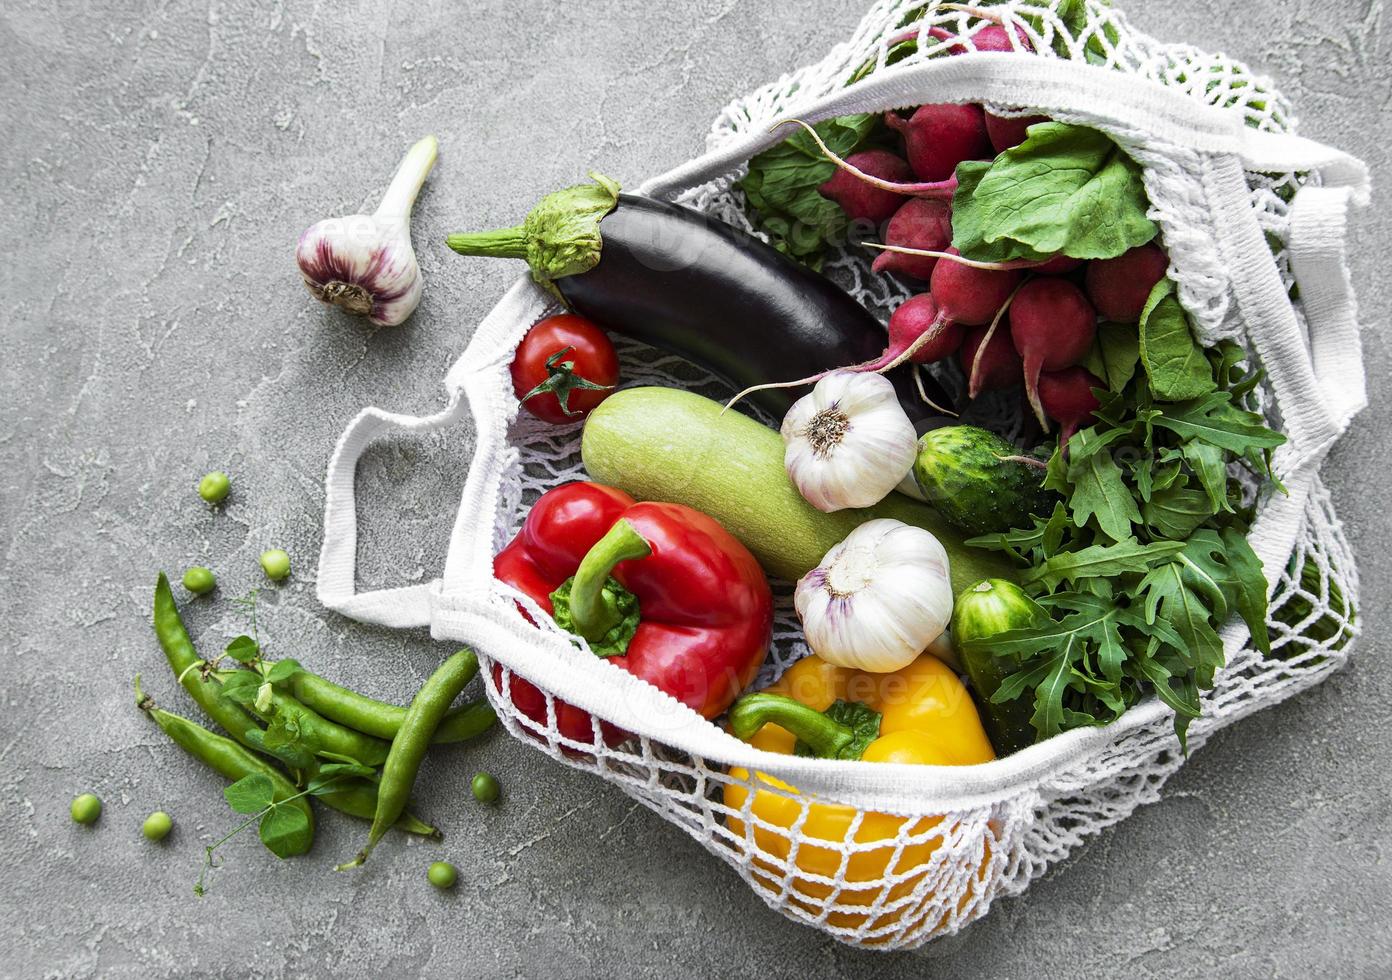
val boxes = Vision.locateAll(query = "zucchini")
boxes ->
[580,387,1018,593]
[951,578,1045,755]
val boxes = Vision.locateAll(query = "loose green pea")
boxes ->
[471,771,500,804]
[259,548,291,581]
[198,471,231,504]
[182,566,216,595]
[70,793,102,825]
[427,861,458,890]
[142,811,173,841]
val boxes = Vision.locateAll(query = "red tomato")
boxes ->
[510,314,620,424]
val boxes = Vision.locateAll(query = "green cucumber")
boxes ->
[912,426,1054,536]
[951,578,1045,755]
[579,387,1017,593]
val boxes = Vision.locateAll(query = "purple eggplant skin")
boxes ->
[558,194,941,421]
[446,179,946,422]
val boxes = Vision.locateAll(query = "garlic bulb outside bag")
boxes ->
[781,372,918,513]
[795,518,954,673]
[296,135,438,326]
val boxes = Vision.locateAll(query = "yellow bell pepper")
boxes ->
[723,652,995,935]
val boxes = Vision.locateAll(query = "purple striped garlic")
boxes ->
[794,518,953,673]
[296,135,438,327]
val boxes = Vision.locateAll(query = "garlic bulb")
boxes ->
[795,518,953,673]
[781,372,917,513]
[296,135,438,326]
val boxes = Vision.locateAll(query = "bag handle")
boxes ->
[316,392,468,629]
[317,280,556,630]
[1286,184,1368,437]
[638,53,1251,201]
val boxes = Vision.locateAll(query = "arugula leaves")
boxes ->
[952,122,1157,262]
[739,114,879,265]
[969,300,1285,748]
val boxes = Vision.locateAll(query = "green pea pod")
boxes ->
[153,573,262,749]
[287,665,493,744]
[242,726,317,771]
[136,678,313,856]
[314,778,441,838]
[252,687,392,768]
[338,649,479,870]
[433,699,497,744]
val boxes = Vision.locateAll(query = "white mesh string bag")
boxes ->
[315,0,1369,950]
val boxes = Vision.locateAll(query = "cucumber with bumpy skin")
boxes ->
[580,387,1017,593]
[912,426,1055,536]
[951,578,1046,755]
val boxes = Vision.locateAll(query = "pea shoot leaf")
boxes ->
[258,805,312,859]
[225,635,260,663]
[261,712,302,752]
[952,122,1157,262]
[243,727,316,770]
[262,659,302,685]
[224,774,276,814]
[219,670,261,704]
[1138,280,1216,401]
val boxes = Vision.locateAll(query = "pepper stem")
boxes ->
[567,519,652,642]
[728,693,858,759]
[445,225,530,260]
[375,135,439,224]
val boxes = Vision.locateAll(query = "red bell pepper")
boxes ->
[493,482,773,746]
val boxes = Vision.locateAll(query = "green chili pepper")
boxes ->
[135,677,313,856]
[286,666,495,743]
[338,649,478,870]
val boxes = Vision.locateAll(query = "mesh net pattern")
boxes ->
[460,0,1359,950]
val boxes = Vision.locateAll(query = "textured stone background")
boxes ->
[3,0,1388,976]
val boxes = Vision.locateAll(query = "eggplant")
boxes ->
[446,173,945,420]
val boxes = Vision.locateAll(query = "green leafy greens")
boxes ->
[739,114,879,265]
[965,312,1285,747]
[952,122,1157,263]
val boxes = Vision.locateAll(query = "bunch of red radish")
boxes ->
[806,26,1170,445]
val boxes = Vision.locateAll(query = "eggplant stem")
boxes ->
[864,243,1041,271]
[968,279,1025,400]
[768,119,958,198]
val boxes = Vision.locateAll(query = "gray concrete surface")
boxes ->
[2,1,1388,976]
